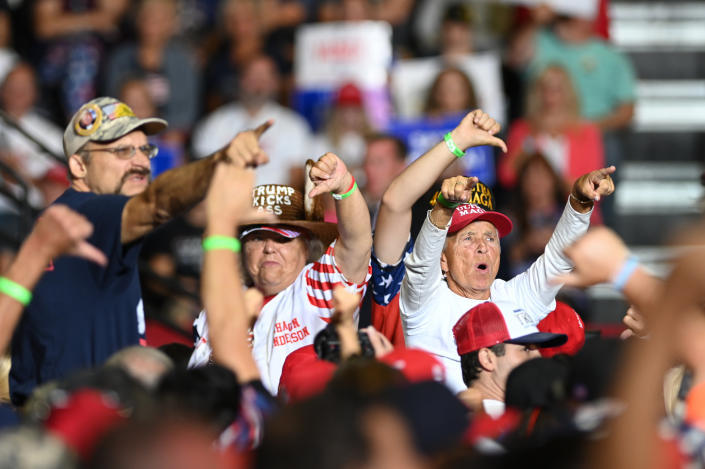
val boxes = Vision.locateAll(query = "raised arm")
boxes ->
[121,121,272,244]
[556,226,704,469]
[201,163,273,383]
[375,110,507,264]
[309,153,372,283]
[0,205,107,352]
[555,226,663,310]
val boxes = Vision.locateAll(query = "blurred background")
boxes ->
[0,0,701,345]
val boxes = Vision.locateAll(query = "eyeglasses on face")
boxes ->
[80,143,159,160]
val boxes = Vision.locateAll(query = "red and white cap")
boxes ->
[240,226,302,240]
[448,204,513,238]
[453,300,567,356]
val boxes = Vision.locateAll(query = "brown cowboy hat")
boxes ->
[240,160,339,247]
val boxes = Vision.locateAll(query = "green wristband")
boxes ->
[436,192,460,209]
[444,132,465,158]
[203,236,241,253]
[332,181,358,201]
[0,277,32,306]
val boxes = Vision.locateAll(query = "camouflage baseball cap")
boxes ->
[63,96,167,157]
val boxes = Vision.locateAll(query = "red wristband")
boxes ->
[334,176,355,195]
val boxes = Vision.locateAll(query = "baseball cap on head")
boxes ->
[441,179,513,237]
[335,82,363,107]
[453,300,567,356]
[537,301,586,357]
[448,204,513,237]
[63,96,167,158]
[240,226,302,240]
[378,348,446,383]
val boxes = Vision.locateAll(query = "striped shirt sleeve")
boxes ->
[305,240,371,316]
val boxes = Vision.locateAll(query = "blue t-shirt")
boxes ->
[10,189,145,405]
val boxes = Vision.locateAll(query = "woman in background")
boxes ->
[498,65,604,189]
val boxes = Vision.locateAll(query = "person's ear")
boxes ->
[68,154,87,179]
[478,348,497,372]
[441,249,449,274]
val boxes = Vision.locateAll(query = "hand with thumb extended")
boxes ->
[308,152,352,199]
[450,109,507,153]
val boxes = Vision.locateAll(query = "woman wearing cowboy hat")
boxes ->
[189,152,372,395]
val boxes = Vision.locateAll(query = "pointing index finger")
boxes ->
[598,166,616,178]
[253,120,274,139]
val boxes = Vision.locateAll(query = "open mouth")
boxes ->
[476,263,488,271]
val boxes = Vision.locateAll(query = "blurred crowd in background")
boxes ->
[0,0,635,336]
[9,2,705,469]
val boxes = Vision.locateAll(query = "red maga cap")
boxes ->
[537,301,586,357]
[379,348,445,383]
[453,300,566,356]
[448,204,513,238]
[278,345,336,402]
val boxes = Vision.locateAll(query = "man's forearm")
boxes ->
[122,155,220,243]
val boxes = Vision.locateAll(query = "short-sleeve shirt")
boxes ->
[531,29,637,120]
[10,189,145,405]
[188,240,371,395]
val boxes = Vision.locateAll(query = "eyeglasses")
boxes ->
[81,143,159,160]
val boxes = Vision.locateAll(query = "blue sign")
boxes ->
[386,115,496,186]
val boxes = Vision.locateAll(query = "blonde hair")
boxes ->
[525,65,580,130]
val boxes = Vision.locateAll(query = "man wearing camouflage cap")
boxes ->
[9,97,271,405]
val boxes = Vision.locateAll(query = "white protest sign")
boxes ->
[390,52,506,125]
[294,21,392,89]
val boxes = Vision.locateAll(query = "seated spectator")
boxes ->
[453,299,566,417]
[361,133,407,217]
[34,0,130,119]
[0,62,68,262]
[504,152,569,277]
[189,153,372,394]
[0,62,66,203]
[203,0,265,112]
[192,54,312,188]
[498,65,605,189]
[119,77,185,175]
[424,66,478,121]
[312,82,372,177]
[105,0,200,139]
[528,8,636,133]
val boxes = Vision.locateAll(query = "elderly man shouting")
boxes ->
[400,126,614,394]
